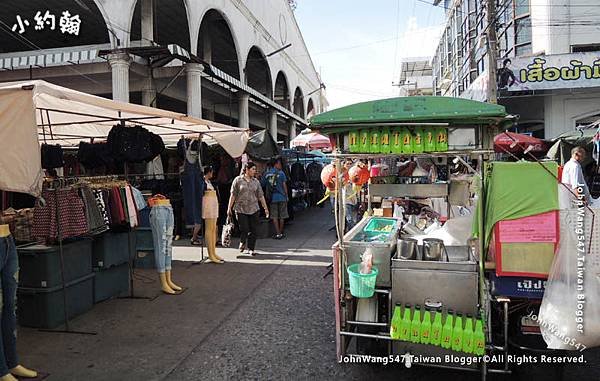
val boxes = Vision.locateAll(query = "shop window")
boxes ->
[515,43,532,56]
[515,17,531,45]
[572,44,600,53]
[515,0,529,17]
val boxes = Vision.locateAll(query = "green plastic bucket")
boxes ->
[347,264,379,298]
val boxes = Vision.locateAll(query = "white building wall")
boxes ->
[545,91,600,138]
[531,0,600,55]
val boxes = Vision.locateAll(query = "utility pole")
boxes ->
[486,0,498,104]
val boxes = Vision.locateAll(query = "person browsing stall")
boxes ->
[227,162,269,256]
[562,146,591,202]
[263,158,289,239]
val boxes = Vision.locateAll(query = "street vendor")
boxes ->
[561,146,591,202]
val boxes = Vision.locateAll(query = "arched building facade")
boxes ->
[0,0,325,145]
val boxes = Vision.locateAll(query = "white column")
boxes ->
[238,93,249,129]
[108,52,131,103]
[289,120,297,142]
[141,77,156,107]
[186,63,203,119]
[141,0,154,44]
[269,109,278,141]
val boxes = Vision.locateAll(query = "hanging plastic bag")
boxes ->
[221,216,234,248]
[538,207,600,350]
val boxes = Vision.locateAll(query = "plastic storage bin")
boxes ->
[93,263,130,303]
[17,273,94,328]
[364,218,398,233]
[347,264,379,298]
[92,231,132,269]
[18,239,92,288]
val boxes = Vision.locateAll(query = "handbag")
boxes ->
[221,216,234,248]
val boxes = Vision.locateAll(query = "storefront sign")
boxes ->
[498,53,600,92]
[11,10,81,36]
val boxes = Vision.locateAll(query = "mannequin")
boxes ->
[148,197,182,295]
[0,224,37,380]
[202,166,224,263]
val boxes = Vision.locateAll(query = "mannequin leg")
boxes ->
[205,219,222,263]
[165,271,181,291]
[151,207,175,294]
[10,365,37,378]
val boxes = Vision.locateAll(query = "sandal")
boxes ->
[191,239,202,246]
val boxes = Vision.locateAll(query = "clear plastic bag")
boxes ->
[538,207,600,350]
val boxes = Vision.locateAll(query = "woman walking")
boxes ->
[227,162,269,256]
[203,166,225,263]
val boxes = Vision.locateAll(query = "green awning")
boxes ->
[309,96,508,128]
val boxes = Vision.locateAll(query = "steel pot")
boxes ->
[422,238,448,261]
[397,238,418,260]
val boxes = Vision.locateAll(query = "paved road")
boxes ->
[16,206,600,380]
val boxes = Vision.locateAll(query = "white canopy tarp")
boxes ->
[0,80,249,197]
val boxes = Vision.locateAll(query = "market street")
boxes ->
[12,205,600,380]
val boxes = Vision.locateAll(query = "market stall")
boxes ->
[309,96,592,378]
[0,80,249,330]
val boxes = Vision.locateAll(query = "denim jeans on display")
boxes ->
[181,161,205,226]
[0,236,18,377]
[149,206,174,273]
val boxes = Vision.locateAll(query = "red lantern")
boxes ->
[348,165,370,186]
[320,164,348,191]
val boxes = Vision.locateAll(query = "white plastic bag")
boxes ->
[538,207,600,350]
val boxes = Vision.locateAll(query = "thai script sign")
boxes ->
[497,53,600,92]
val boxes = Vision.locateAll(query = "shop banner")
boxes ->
[498,52,600,92]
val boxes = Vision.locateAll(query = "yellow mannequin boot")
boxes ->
[165,270,182,291]
[10,365,37,378]
[159,273,176,294]
[0,373,17,381]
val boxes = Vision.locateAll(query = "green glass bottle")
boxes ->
[423,127,436,152]
[420,307,432,345]
[380,127,391,154]
[440,310,453,349]
[400,127,413,154]
[390,303,402,340]
[391,127,402,154]
[436,127,449,152]
[451,313,464,351]
[412,127,424,153]
[462,314,474,353]
[369,129,381,154]
[430,310,443,346]
[400,303,411,341]
[473,318,486,356]
[348,131,359,153]
[359,129,370,153]
[410,304,422,343]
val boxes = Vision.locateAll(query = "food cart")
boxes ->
[310,96,575,379]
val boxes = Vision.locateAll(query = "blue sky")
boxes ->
[295,0,445,110]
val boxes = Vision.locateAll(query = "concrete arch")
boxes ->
[306,97,315,118]
[197,8,242,80]
[129,0,191,51]
[274,70,291,110]
[246,46,273,99]
[293,86,305,118]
